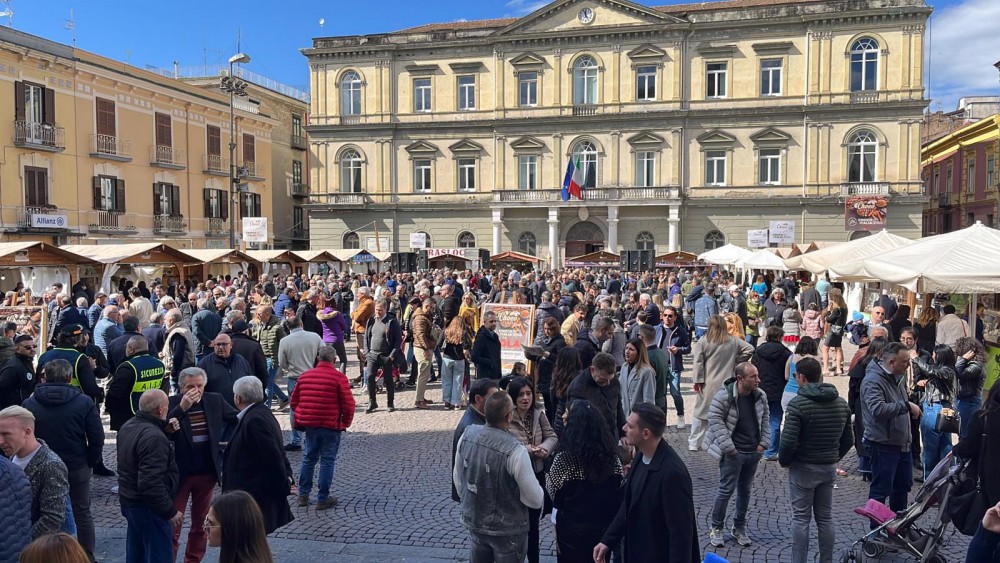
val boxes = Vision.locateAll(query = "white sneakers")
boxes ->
[676,415,686,430]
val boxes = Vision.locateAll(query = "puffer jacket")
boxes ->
[290,361,355,431]
[800,310,824,340]
[778,382,853,466]
[955,357,986,400]
[251,316,286,362]
[410,308,437,350]
[705,377,770,460]
[0,457,31,560]
[752,341,792,400]
[317,307,348,344]
[23,383,104,471]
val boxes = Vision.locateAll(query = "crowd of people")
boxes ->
[0,266,997,563]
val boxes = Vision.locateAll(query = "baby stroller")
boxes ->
[372,365,401,394]
[843,455,966,563]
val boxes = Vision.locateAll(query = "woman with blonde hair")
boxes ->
[821,287,848,376]
[441,316,472,410]
[459,292,480,334]
[723,312,745,339]
[690,315,755,451]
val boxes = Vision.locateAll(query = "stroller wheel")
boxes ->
[862,542,884,558]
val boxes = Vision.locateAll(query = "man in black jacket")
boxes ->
[117,389,181,563]
[563,352,626,439]
[23,359,104,560]
[296,291,324,339]
[106,316,142,372]
[470,312,501,380]
[166,367,238,563]
[106,336,168,431]
[190,298,222,361]
[574,317,614,371]
[226,319,268,390]
[50,294,89,346]
[197,333,253,407]
[595,403,699,563]
[0,335,37,409]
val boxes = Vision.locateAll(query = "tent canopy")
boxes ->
[829,223,1000,293]
[737,249,788,271]
[698,244,753,266]
[290,250,340,263]
[245,250,295,263]
[787,231,914,274]
[0,241,97,266]
[59,243,196,265]
[565,250,620,267]
[177,249,259,265]
[491,251,538,264]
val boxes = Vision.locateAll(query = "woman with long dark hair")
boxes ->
[551,347,582,437]
[546,400,624,562]
[955,336,988,439]
[822,288,847,376]
[205,491,274,563]
[848,336,890,481]
[911,343,958,476]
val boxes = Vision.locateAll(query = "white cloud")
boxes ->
[928,0,1000,112]
[504,0,549,16]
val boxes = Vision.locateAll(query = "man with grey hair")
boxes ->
[93,305,123,357]
[223,376,294,534]
[163,309,196,393]
[296,290,323,339]
[116,389,181,562]
[143,311,167,356]
[198,333,252,408]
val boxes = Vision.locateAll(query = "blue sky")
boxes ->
[6,0,996,111]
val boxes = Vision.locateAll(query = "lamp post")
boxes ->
[221,53,251,249]
[994,61,1000,226]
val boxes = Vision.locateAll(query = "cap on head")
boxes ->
[60,324,85,336]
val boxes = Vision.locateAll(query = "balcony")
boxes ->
[203,155,229,176]
[684,182,923,200]
[13,121,65,151]
[339,115,364,125]
[17,206,70,231]
[239,161,266,181]
[938,192,953,208]
[291,134,307,150]
[493,187,679,206]
[292,227,309,240]
[310,193,371,206]
[850,91,880,104]
[88,211,138,234]
[841,182,890,196]
[153,214,186,236]
[89,134,133,161]
[205,217,229,237]
[291,183,310,198]
[150,145,186,169]
[572,104,598,117]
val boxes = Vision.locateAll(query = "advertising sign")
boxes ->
[30,213,67,229]
[480,303,535,373]
[845,195,888,231]
[409,232,427,249]
[768,221,796,244]
[0,306,47,360]
[747,229,769,248]
[426,248,468,259]
[365,236,389,252]
[241,217,268,243]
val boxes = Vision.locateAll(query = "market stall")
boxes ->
[348,249,390,274]
[564,251,620,269]
[786,230,913,275]
[291,250,341,277]
[177,249,260,283]
[490,251,540,272]
[245,250,298,278]
[654,251,704,269]
[60,243,196,294]
[0,241,97,296]
[697,244,753,267]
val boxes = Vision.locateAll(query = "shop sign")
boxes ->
[241,217,268,243]
[747,229,769,248]
[30,213,67,229]
[845,195,888,231]
[426,248,467,259]
[365,237,389,252]
[768,221,795,244]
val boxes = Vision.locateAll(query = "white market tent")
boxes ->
[829,223,1000,293]
[736,249,788,271]
[60,243,196,293]
[784,231,914,274]
[698,244,753,266]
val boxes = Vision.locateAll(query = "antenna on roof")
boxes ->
[0,1,13,27]
[64,9,76,46]
[319,18,325,32]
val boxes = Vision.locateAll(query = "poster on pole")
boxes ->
[768,221,796,244]
[0,306,47,360]
[480,303,535,373]
[242,217,268,243]
[747,229,769,248]
[409,232,427,249]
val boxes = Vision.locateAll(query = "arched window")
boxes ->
[343,231,360,249]
[340,148,363,193]
[850,38,879,92]
[458,231,476,248]
[571,140,598,189]
[341,71,362,115]
[518,232,537,256]
[636,231,655,251]
[848,129,878,183]
[704,230,725,251]
[573,56,599,105]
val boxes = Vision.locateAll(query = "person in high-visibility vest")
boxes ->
[106,336,167,431]
[37,324,102,403]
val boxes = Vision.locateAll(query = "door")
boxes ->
[565,220,605,259]
[96,98,116,154]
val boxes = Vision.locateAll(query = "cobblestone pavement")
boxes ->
[90,339,973,562]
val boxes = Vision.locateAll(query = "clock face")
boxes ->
[578,7,595,24]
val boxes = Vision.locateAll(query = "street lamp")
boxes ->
[221,52,251,249]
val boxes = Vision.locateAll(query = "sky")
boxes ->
[4,0,997,111]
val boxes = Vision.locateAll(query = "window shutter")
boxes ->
[239,194,247,219]
[43,88,55,125]
[170,185,181,216]
[92,177,102,210]
[115,179,126,212]
[242,134,255,163]
[14,81,24,122]
[152,183,162,216]
[203,189,211,218]
[220,190,229,221]
[253,194,261,216]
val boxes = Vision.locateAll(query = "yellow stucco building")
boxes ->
[305,0,929,267]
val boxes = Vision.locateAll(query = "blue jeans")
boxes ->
[764,400,783,457]
[298,428,343,502]
[920,402,953,476]
[62,495,76,535]
[695,327,708,339]
[746,334,758,347]
[957,396,983,440]
[265,358,287,407]
[121,504,173,563]
[441,357,465,406]
[866,441,913,513]
[287,377,301,446]
[668,370,685,416]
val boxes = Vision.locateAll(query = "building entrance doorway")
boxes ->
[565,220,604,258]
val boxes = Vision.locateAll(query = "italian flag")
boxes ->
[561,155,585,201]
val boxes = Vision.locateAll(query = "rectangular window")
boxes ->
[24,166,48,207]
[988,155,996,190]
[152,183,181,216]
[292,160,302,185]
[518,72,538,107]
[635,151,656,187]
[636,65,657,101]
[291,115,303,139]
[933,171,940,195]
[705,150,726,186]
[968,159,976,194]
[155,112,172,148]
[204,189,226,219]
[242,134,255,164]
[518,156,538,190]
[293,207,305,237]
[207,125,221,157]
[414,159,432,192]
[967,212,975,226]
[414,78,432,112]
[93,175,122,211]
[760,59,782,96]
[706,62,727,99]
[457,76,476,111]
[990,214,995,228]
[96,98,116,137]
[241,193,262,218]
[758,149,781,184]
[457,158,476,192]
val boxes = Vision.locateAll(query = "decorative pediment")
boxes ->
[404,64,440,76]
[404,140,439,156]
[509,136,546,152]
[494,0,686,37]
[448,62,486,73]
[752,41,794,55]
[626,131,666,146]
[626,43,667,61]
[750,127,792,146]
[696,43,737,58]
[696,130,737,147]
[509,52,546,67]
[449,139,485,154]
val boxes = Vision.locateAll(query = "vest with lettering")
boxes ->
[120,352,167,414]
[457,424,529,536]
[38,347,86,390]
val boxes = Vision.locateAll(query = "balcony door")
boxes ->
[24,166,48,207]
[24,84,44,142]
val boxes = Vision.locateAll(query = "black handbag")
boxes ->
[948,416,990,536]
[934,406,961,434]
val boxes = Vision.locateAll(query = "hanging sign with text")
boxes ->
[845,196,888,231]
[768,221,796,244]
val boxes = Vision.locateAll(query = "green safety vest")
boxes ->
[38,348,85,389]
[121,353,167,414]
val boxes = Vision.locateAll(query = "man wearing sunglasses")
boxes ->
[0,335,38,409]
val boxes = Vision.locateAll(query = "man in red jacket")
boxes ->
[290,345,355,509]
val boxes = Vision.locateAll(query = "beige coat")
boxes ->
[691,336,755,421]
[508,407,558,474]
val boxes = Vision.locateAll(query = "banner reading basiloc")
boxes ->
[480,303,535,373]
